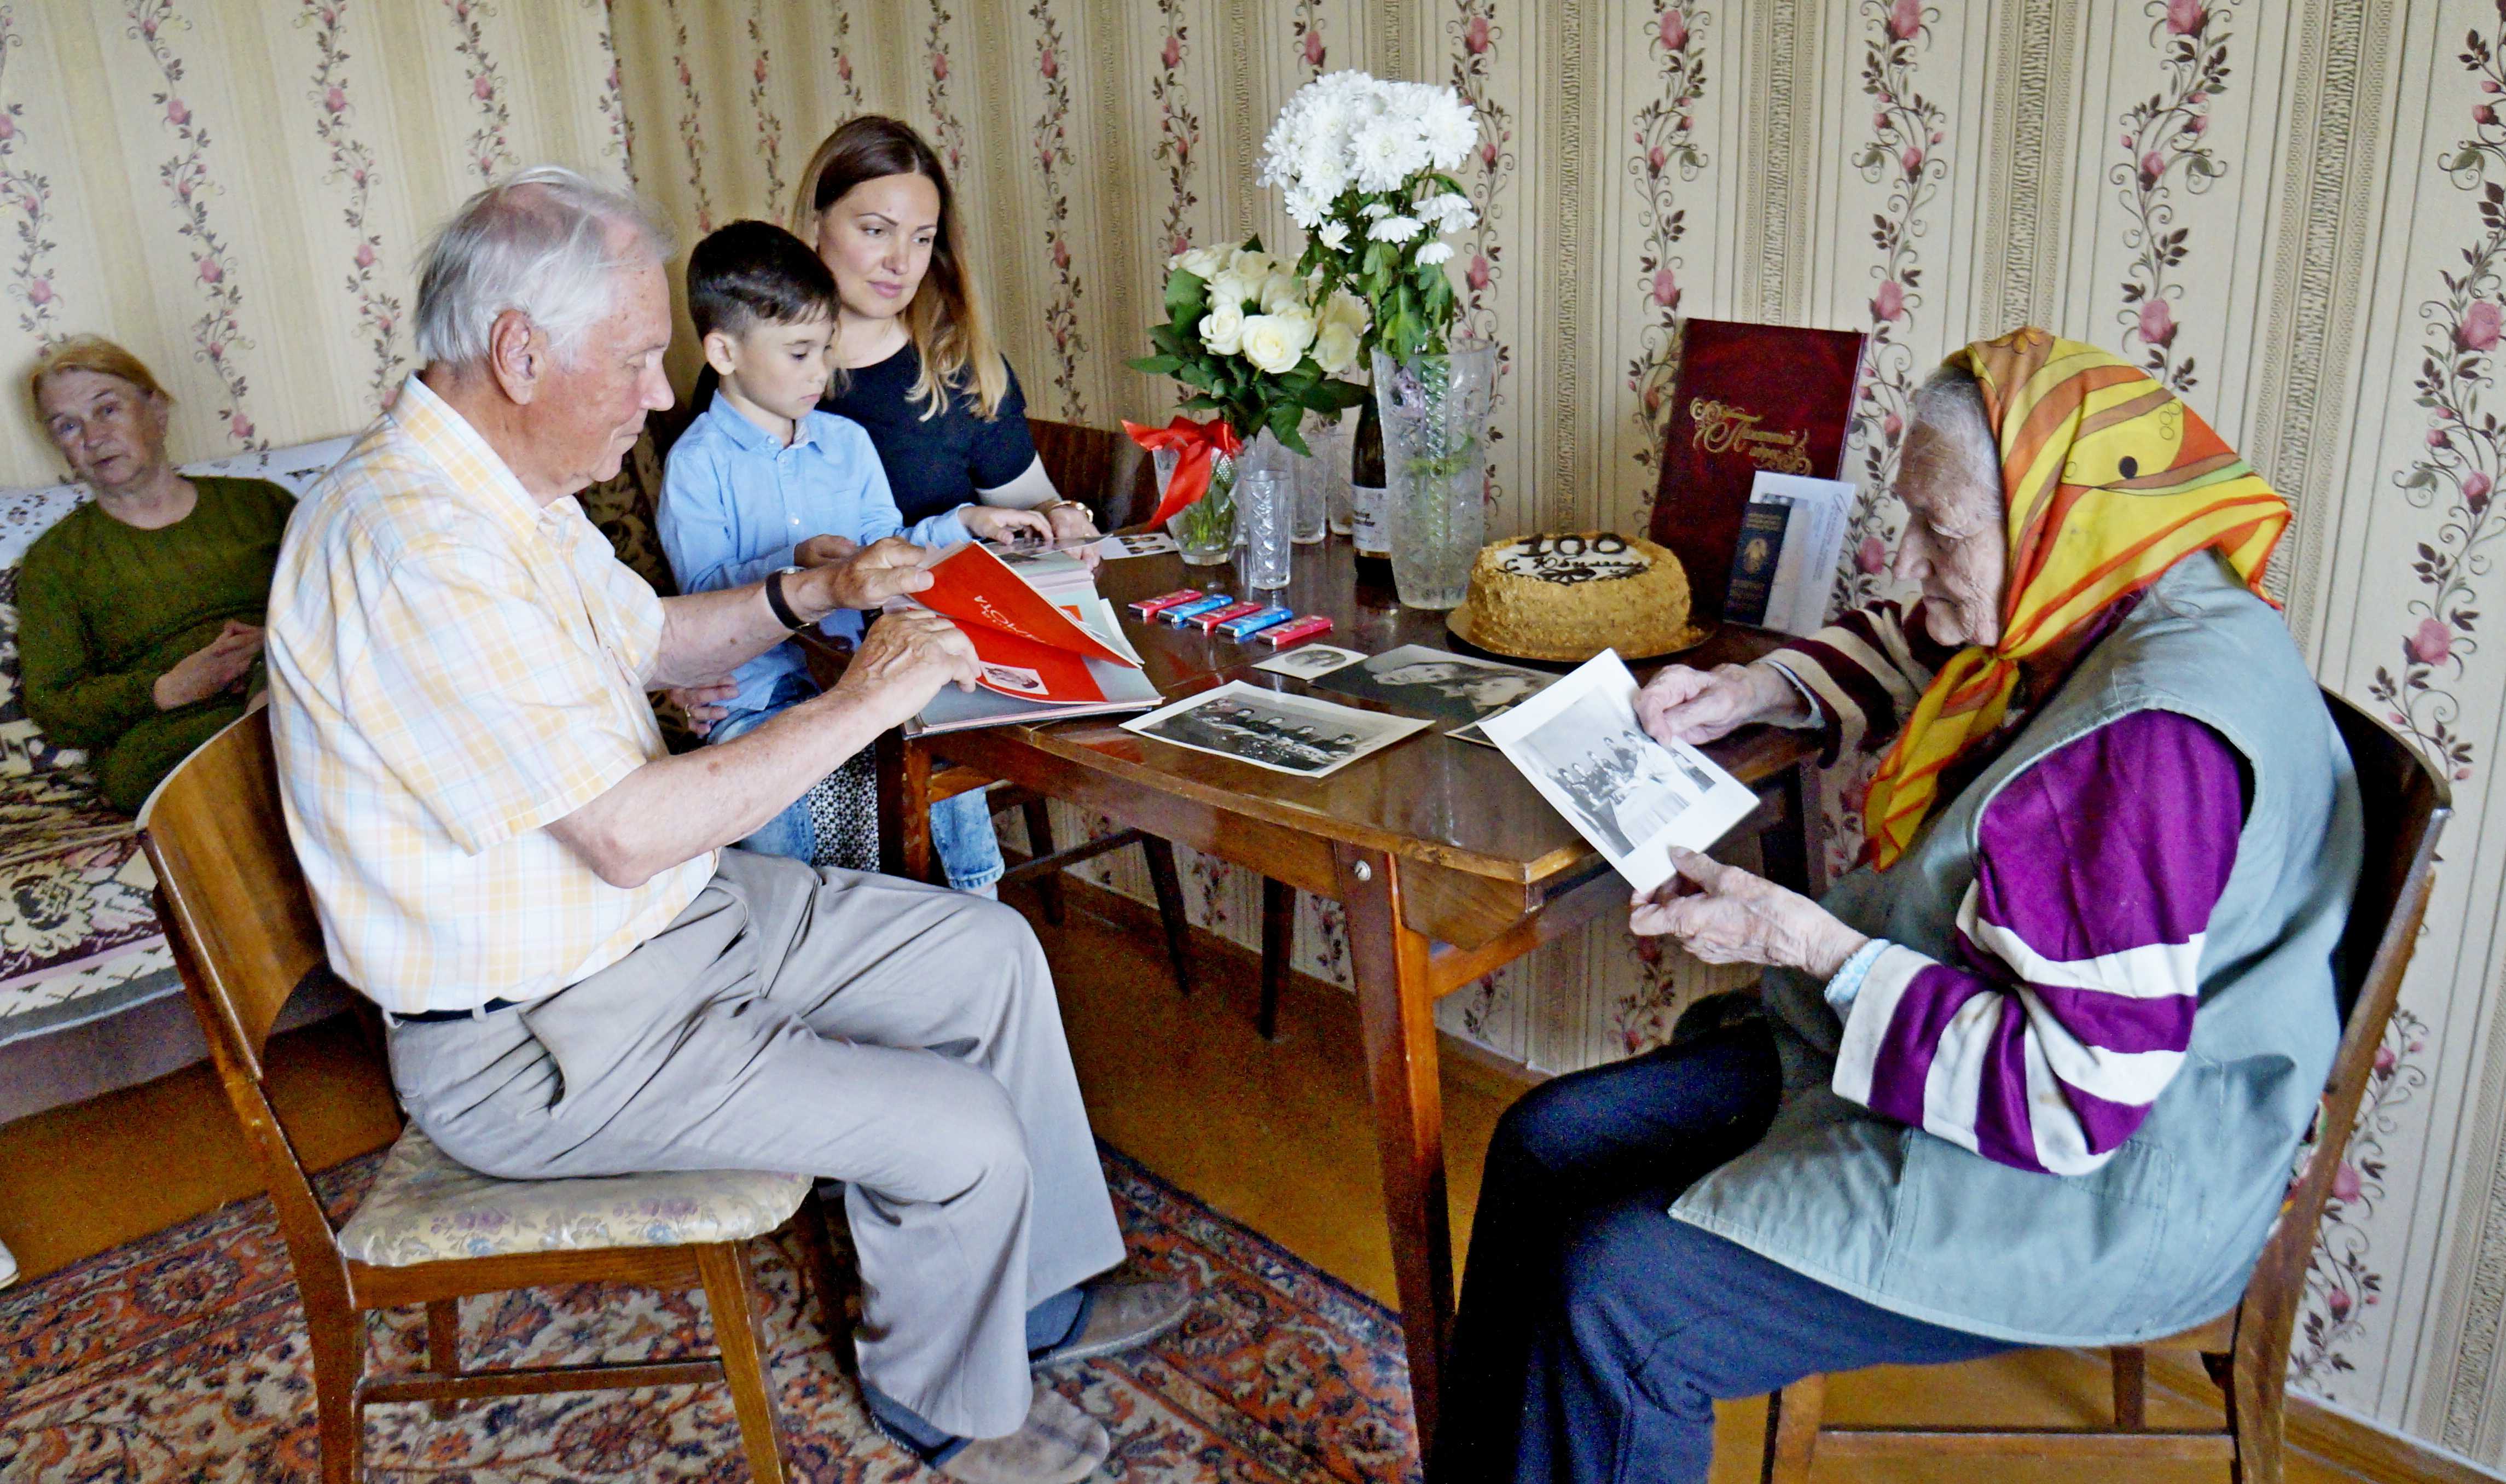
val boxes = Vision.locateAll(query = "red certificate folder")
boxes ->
[1645,319,1869,622]
[896,544,1163,731]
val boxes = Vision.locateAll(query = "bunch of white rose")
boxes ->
[1256,71,1478,364]
[1169,242,1371,376]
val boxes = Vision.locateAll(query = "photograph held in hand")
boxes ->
[1481,650,1759,892]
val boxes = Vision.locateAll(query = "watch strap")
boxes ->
[763,566,809,631]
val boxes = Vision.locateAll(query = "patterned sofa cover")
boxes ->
[0,430,674,1127]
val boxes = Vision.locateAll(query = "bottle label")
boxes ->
[1350,483,1389,555]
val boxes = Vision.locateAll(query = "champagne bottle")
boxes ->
[1349,393,1394,590]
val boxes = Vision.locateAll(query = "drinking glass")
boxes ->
[1238,469,1294,590]
[1293,420,1338,545]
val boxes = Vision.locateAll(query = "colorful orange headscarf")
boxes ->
[1858,328,2291,869]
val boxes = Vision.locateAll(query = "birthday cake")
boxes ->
[1449,531,1702,662]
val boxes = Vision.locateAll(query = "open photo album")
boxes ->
[891,542,1164,735]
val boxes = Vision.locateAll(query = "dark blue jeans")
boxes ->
[1435,1019,2011,1483]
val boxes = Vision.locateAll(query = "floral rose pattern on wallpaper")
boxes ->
[923,0,965,176]
[2294,1008,2430,1384]
[1293,0,1327,76]
[585,0,636,181]
[1450,0,1512,504]
[301,0,403,408]
[1029,0,1087,421]
[126,0,258,450]
[2373,25,2506,790]
[439,0,517,187]
[0,8,60,342]
[1151,0,1199,261]
[2111,0,2232,394]
[744,0,785,216]
[827,1,864,113]
[1625,1,1707,487]
[663,0,715,234]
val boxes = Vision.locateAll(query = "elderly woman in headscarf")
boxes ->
[1434,329,2359,1483]
[24,336,295,811]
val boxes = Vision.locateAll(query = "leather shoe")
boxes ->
[1031,1277,1192,1368]
[938,1381,1107,1484]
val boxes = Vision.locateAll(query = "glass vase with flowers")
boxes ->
[1127,238,1370,568]
[1259,71,1490,608]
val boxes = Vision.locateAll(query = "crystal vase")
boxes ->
[1158,446,1239,566]
[1372,339,1498,610]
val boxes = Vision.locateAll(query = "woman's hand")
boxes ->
[154,621,262,710]
[663,678,740,738]
[1635,661,1809,747]
[1041,499,1099,544]
[958,504,1054,545]
[1630,847,1868,980]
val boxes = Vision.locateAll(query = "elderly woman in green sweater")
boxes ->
[24,336,295,812]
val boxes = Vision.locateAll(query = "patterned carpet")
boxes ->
[0,1147,1418,1482]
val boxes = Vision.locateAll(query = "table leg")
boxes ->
[1333,841,1452,1458]
[875,729,936,883]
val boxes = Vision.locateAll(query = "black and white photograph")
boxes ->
[1095,531,1180,560]
[1307,643,1551,724]
[1121,682,1430,777]
[1481,651,1759,891]
[1252,643,1368,679]
[979,662,1048,696]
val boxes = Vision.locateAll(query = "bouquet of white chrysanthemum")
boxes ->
[1258,71,1477,363]
[1128,237,1370,455]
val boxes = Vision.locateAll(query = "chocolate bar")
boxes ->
[1158,594,1235,625]
[1258,614,1335,645]
[1188,600,1266,631]
[1216,604,1296,639]
[1129,588,1204,618]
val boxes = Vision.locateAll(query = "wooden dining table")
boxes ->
[873,537,1821,1451]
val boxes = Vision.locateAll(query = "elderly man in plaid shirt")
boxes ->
[264,167,1182,1484]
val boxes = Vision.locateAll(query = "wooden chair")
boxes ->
[1759,689,2452,1484]
[140,712,850,1484]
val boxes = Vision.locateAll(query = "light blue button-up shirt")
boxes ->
[658,396,972,715]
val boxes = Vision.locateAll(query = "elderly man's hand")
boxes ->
[798,536,933,615]
[826,609,980,733]
[1630,847,1868,980]
[1635,661,1808,746]
[793,534,859,568]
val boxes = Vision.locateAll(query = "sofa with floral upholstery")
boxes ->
[0,437,356,1125]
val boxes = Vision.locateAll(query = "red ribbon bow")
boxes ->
[1124,415,1242,527]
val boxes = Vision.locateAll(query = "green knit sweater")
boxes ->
[18,475,294,803]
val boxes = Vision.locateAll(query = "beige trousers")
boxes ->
[384,847,1126,1438]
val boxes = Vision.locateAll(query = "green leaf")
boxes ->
[1165,269,1208,323]
[1267,399,1305,447]
[1133,353,1185,376]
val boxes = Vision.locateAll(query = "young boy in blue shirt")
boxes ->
[659,220,1048,888]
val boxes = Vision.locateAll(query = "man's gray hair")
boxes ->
[1907,364,2000,492]
[413,165,673,370]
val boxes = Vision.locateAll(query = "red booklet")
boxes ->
[910,543,1139,703]
[1646,319,1869,622]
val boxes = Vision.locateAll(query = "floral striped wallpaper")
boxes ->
[0,1,626,479]
[10,0,2506,1466]
[606,1,2506,1462]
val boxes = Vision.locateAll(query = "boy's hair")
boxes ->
[687,219,838,340]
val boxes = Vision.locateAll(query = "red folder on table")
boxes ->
[1646,319,1869,622]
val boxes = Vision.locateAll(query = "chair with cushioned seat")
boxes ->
[1757,688,2451,1484]
[140,711,849,1484]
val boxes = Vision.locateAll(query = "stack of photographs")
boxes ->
[1121,682,1430,778]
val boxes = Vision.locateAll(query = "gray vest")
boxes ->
[1670,554,2362,1345]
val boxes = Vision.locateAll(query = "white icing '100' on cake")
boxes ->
[1459,531,1695,661]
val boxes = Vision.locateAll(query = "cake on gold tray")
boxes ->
[1447,531,1706,662]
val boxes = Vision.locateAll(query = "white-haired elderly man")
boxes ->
[264,166,1184,1484]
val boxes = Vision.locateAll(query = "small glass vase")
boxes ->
[1373,339,1499,610]
[1156,446,1239,566]
[1293,415,1339,545]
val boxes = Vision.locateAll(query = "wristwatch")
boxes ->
[764,566,812,631]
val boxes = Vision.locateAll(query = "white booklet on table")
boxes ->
[1478,651,1761,892]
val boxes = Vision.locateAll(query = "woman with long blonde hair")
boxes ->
[791,115,1097,544]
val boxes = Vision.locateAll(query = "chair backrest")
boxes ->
[139,708,332,1079]
[1029,417,1160,529]
[2242,689,2451,1341]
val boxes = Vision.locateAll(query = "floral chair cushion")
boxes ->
[335,1124,812,1267]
